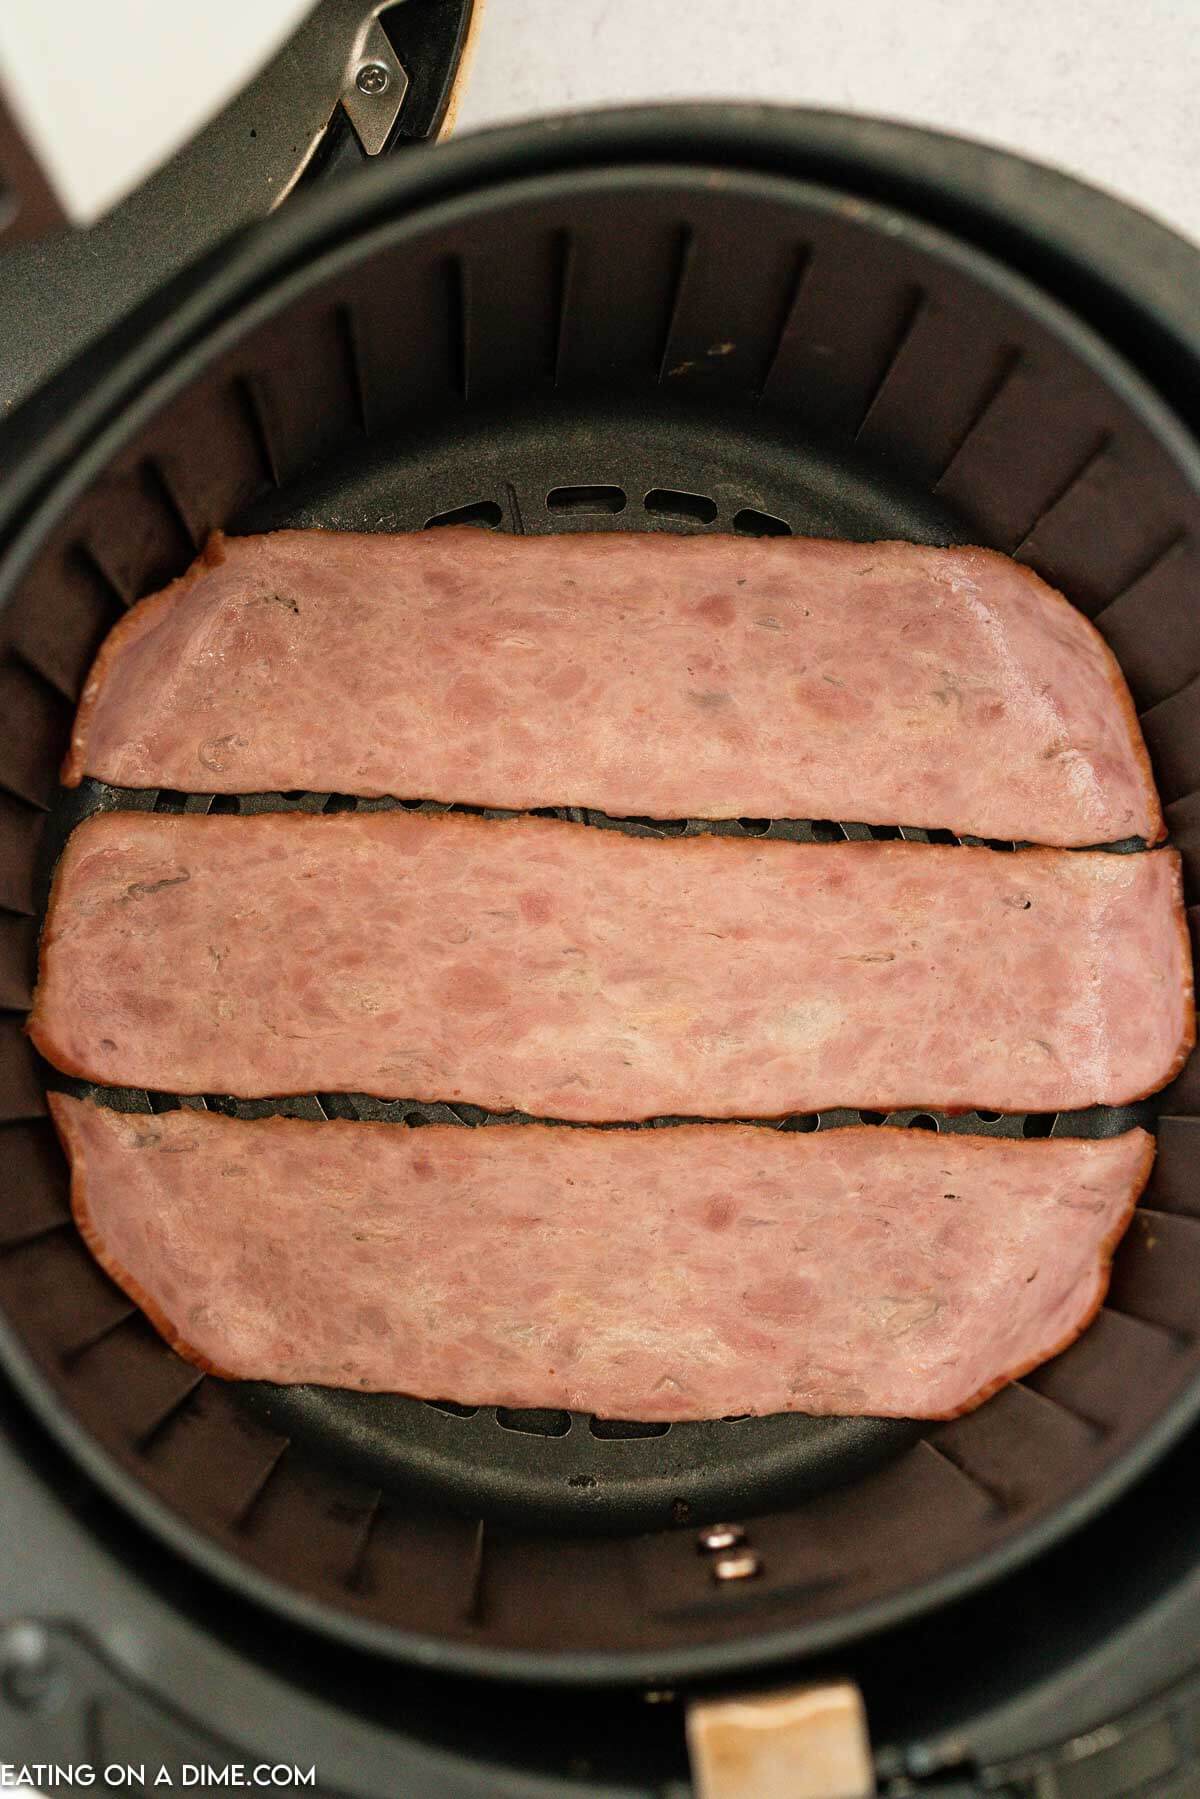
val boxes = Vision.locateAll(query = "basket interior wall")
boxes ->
[1,169,1199,1666]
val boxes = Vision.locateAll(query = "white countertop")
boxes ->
[456,0,1200,247]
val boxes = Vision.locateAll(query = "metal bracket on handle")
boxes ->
[341,14,409,157]
[687,1681,875,1799]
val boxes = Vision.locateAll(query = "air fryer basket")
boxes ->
[1,113,1200,1687]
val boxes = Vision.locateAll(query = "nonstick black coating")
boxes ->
[1,117,1200,1684]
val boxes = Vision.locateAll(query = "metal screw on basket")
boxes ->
[698,1522,746,1553]
[342,19,408,156]
[712,1549,763,1582]
[355,62,391,96]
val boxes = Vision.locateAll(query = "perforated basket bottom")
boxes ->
[32,401,1158,1533]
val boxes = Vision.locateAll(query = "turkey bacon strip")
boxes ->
[63,528,1161,848]
[29,811,1192,1118]
[49,1095,1152,1421]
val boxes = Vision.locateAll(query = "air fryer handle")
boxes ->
[303,0,480,187]
[0,0,479,246]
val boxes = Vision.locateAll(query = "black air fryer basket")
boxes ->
[2,106,1200,1790]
